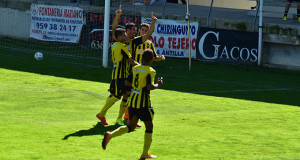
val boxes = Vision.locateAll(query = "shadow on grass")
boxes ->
[1,49,300,106]
[62,122,121,140]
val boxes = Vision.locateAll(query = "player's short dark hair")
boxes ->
[143,49,154,62]
[115,28,125,39]
[125,23,137,30]
[140,23,150,29]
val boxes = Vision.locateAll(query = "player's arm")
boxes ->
[125,72,133,87]
[122,45,139,66]
[112,5,122,41]
[128,57,139,66]
[147,74,163,90]
[125,72,133,95]
[150,42,165,61]
[153,55,165,61]
[141,12,157,43]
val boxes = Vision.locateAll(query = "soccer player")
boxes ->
[96,28,138,125]
[123,22,165,123]
[97,5,158,126]
[102,49,163,159]
[134,23,165,64]
[111,5,158,125]
[283,0,300,22]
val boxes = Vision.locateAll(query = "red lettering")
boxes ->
[149,36,164,48]
[90,13,98,22]
[123,17,133,25]
[32,29,42,34]
[134,17,139,25]
[192,38,196,50]
[181,38,185,49]
[177,38,180,49]
[154,36,158,47]
[172,37,177,49]
[168,37,172,48]
[158,37,164,48]
[149,36,154,43]
[186,38,189,49]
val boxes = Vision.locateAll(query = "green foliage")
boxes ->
[235,22,247,31]
[0,48,300,160]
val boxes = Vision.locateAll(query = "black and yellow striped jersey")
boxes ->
[126,36,143,56]
[127,65,156,109]
[125,36,143,69]
[134,40,158,64]
[111,41,132,80]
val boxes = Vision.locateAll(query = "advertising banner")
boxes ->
[196,27,259,65]
[86,12,141,50]
[30,4,83,43]
[142,18,198,58]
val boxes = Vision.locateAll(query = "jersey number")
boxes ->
[134,74,139,88]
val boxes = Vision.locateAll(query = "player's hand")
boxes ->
[160,55,165,61]
[157,77,163,87]
[151,12,157,23]
[115,5,122,16]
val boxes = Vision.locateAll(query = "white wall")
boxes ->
[187,0,256,10]
[0,7,31,38]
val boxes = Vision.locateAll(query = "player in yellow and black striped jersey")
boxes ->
[134,23,165,64]
[102,49,163,159]
[111,40,132,80]
[96,28,139,126]
[123,23,166,123]
[111,5,158,124]
[112,5,158,65]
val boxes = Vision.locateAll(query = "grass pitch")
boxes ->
[0,48,300,160]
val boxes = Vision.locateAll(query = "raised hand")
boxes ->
[151,12,157,22]
[115,5,122,16]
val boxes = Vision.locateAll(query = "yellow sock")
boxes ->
[117,99,127,119]
[142,132,153,156]
[99,95,119,117]
[111,125,129,138]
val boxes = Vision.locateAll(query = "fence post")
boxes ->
[103,0,110,68]
[207,0,214,27]
[258,0,263,66]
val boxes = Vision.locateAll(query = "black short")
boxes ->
[109,78,126,98]
[129,107,155,122]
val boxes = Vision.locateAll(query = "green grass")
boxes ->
[0,48,300,160]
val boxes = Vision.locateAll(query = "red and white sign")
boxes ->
[142,18,198,58]
[30,4,83,43]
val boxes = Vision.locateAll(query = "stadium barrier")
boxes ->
[0,0,300,71]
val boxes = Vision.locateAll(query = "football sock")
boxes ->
[297,9,300,18]
[284,11,288,17]
[111,125,129,138]
[142,131,153,156]
[118,99,127,119]
[99,95,120,117]
[117,99,127,119]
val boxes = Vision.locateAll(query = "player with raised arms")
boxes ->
[102,49,163,159]
[96,5,158,126]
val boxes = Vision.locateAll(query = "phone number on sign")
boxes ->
[36,23,77,32]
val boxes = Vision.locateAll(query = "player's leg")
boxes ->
[284,0,292,20]
[97,94,120,125]
[97,79,120,125]
[102,109,139,150]
[123,87,131,120]
[116,79,130,125]
[140,107,156,159]
[116,93,128,125]
[297,1,300,22]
